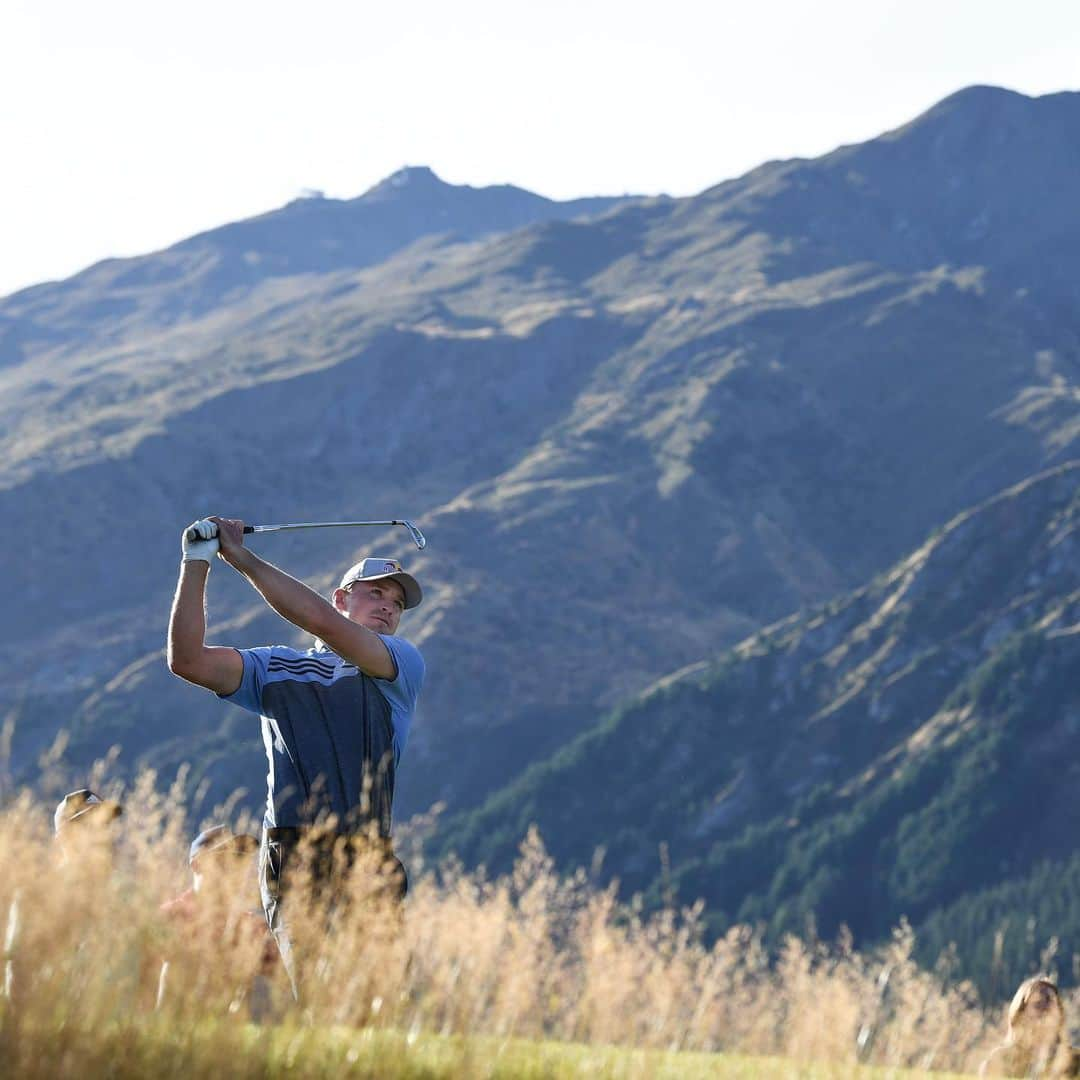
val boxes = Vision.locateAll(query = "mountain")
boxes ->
[1,86,1077,841]
[434,463,1080,992]
[0,166,641,367]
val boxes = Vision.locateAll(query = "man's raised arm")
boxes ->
[212,517,397,680]
[167,521,245,695]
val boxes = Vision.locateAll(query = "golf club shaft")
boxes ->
[186,519,427,549]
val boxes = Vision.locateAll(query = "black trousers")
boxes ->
[259,826,407,935]
[259,827,408,997]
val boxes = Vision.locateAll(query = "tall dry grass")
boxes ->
[0,771,1020,1077]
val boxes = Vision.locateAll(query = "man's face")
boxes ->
[334,577,406,635]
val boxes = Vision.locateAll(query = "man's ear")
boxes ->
[332,587,349,612]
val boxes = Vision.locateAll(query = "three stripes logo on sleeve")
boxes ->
[268,655,339,680]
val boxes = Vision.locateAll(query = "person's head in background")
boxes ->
[53,788,123,864]
[1007,976,1065,1048]
[189,825,259,895]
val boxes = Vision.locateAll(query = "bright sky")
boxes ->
[2,0,1078,298]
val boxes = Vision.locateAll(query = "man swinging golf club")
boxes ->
[167,515,425,985]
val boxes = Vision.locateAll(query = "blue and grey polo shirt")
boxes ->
[222,636,424,836]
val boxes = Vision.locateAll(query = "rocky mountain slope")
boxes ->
[0,166,638,367]
[435,463,1080,992]
[1,86,1077,834]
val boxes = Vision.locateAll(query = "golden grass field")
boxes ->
[0,772,1034,1078]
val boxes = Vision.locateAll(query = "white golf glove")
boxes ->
[182,518,220,564]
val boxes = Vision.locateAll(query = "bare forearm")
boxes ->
[167,561,210,670]
[227,548,338,639]
[212,517,393,677]
[224,545,393,676]
[167,558,243,694]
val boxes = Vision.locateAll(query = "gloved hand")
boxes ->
[182,518,220,564]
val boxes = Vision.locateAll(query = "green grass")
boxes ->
[37,1021,972,1080]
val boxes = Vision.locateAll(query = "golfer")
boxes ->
[167,516,425,976]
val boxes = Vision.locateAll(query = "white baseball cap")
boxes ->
[189,825,259,865]
[339,557,422,610]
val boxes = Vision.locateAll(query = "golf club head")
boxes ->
[402,520,427,550]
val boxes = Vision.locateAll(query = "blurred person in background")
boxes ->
[160,824,261,919]
[980,975,1080,1078]
[158,824,280,1015]
[52,788,123,865]
[49,788,156,1013]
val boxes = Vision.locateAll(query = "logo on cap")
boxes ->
[338,556,423,610]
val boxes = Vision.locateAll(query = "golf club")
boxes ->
[186,519,427,549]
